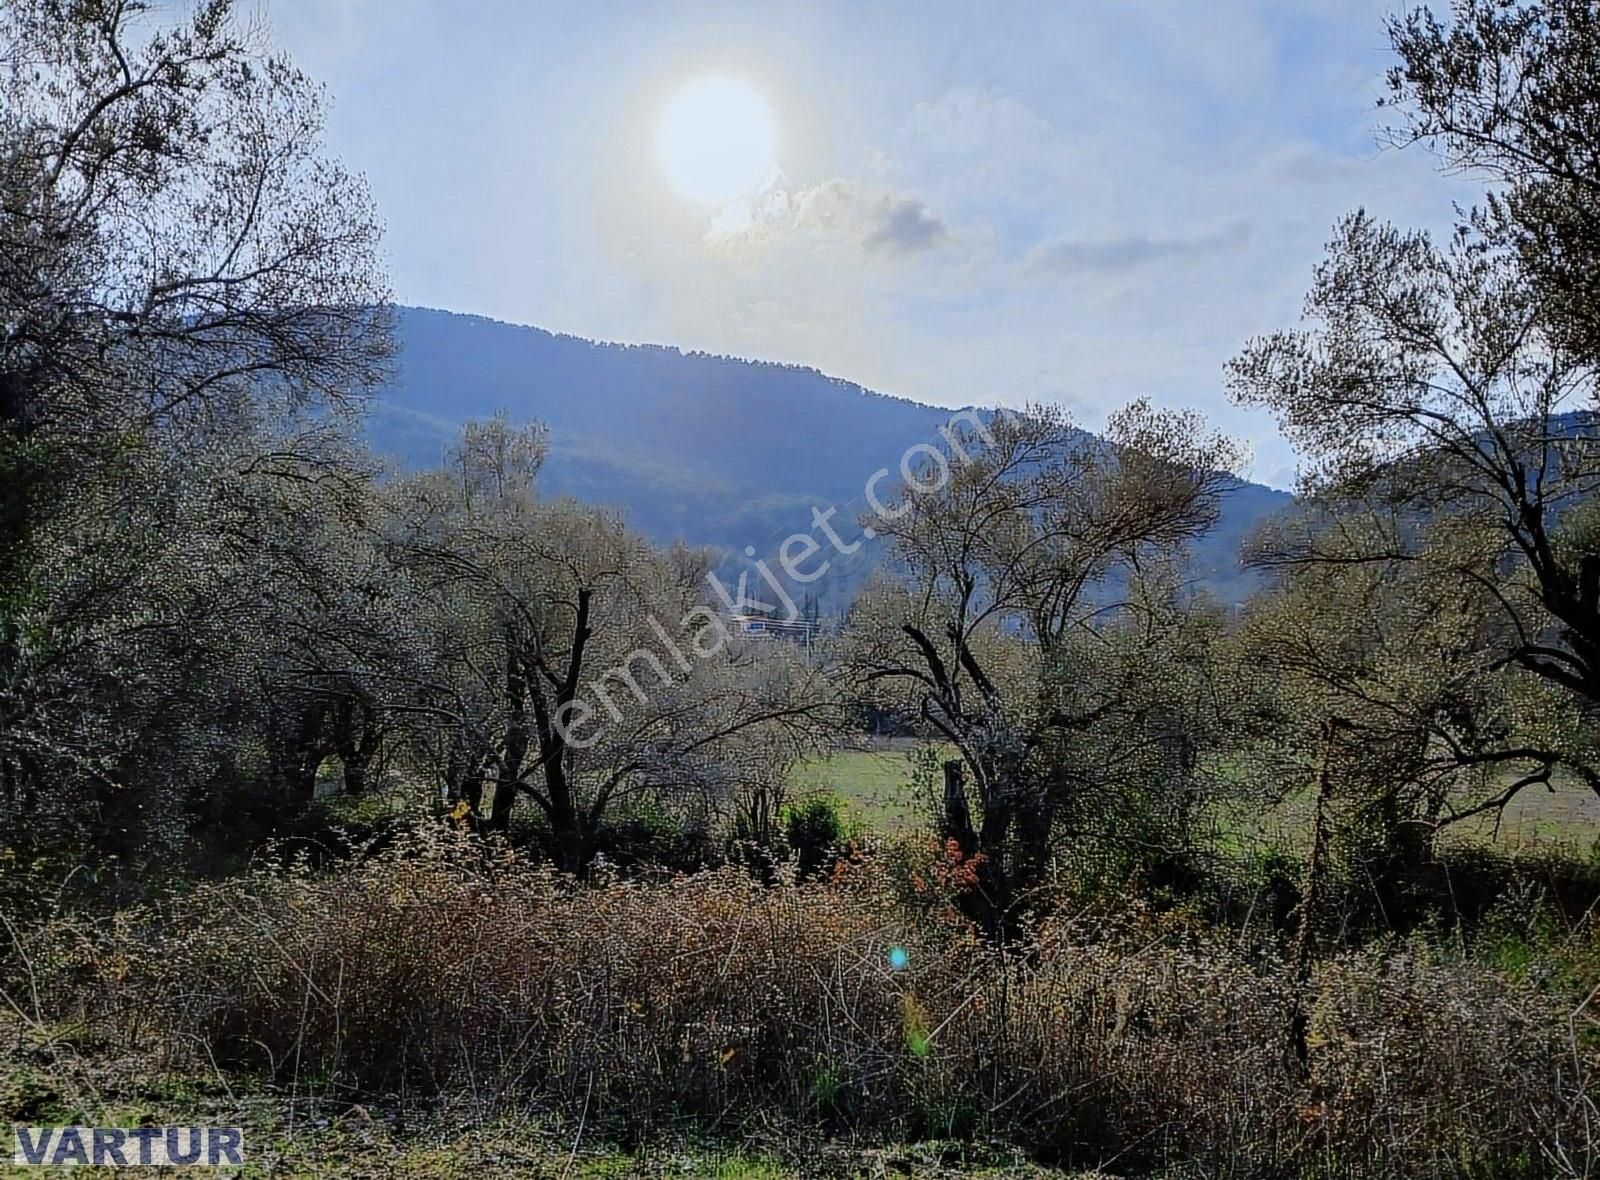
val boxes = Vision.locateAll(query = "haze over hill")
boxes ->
[370,306,1291,609]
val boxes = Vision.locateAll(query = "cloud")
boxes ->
[1023,221,1251,276]
[709,178,949,258]
[863,194,947,255]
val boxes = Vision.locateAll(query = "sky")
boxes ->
[264,0,1481,490]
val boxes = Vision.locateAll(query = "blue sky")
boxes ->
[267,0,1479,488]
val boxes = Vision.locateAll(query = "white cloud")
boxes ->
[707,178,949,258]
[1024,221,1251,276]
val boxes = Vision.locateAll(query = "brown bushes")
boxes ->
[31,825,1600,1176]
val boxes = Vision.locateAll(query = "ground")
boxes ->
[1,1011,1093,1179]
[6,750,1588,1176]
[0,1045,1090,1179]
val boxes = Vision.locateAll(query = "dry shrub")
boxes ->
[48,823,1599,1175]
[1309,954,1594,1172]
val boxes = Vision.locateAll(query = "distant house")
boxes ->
[726,613,815,648]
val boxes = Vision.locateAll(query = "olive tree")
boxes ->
[0,0,391,848]
[388,418,833,873]
[1236,504,1592,888]
[1385,0,1600,364]
[1226,0,1600,850]
[1230,210,1600,729]
[0,0,389,489]
[843,402,1239,932]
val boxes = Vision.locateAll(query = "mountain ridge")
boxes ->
[368,306,1292,608]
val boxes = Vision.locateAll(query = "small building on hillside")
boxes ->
[726,613,815,650]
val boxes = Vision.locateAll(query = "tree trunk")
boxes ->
[1288,718,1339,1073]
[332,696,379,795]
[487,635,531,834]
[525,587,593,872]
[973,771,1016,938]
[940,759,976,853]
[548,791,585,874]
[938,758,1020,939]
[267,700,331,808]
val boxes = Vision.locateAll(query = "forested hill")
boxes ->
[368,306,1292,606]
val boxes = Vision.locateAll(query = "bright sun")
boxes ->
[656,77,777,205]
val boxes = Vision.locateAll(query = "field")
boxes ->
[787,739,934,832]
[796,743,1600,855]
[1451,775,1600,848]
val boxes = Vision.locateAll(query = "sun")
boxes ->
[656,77,777,205]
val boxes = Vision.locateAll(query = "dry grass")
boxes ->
[14,824,1600,1178]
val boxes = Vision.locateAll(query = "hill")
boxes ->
[369,306,1291,608]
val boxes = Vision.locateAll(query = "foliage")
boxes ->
[783,794,853,879]
[1384,0,1600,365]
[0,0,392,860]
[16,824,1594,1177]
[1225,0,1600,893]
[380,419,837,871]
[841,403,1241,932]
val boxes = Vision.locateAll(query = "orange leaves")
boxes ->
[906,837,986,897]
[940,840,987,893]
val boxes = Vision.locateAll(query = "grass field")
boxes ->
[787,740,933,832]
[1218,773,1600,855]
[1450,775,1600,849]
[795,743,1600,857]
